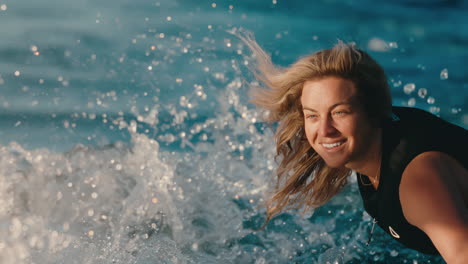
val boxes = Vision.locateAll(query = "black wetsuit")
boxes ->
[357,106,468,255]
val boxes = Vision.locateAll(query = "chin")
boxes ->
[325,164,345,169]
[322,159,347,169]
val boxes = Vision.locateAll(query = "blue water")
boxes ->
[1,0,466,263]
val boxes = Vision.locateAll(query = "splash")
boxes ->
[0,77,279,263]
[0,81,379,263]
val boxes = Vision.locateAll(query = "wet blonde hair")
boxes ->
[238,32,392,223]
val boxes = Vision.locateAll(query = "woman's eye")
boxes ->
[333,111,347,116]
[306,114,317,119]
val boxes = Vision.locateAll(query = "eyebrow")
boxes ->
[302,102,352,112]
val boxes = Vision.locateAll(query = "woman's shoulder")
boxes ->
[391,106,444,125]
[387,106,467,146]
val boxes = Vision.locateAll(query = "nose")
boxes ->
[318,114,338,137]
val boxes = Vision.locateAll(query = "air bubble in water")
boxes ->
[440,68,448,80]
[427,97,435,104]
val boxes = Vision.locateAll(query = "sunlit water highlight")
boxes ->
[1,0,466,263]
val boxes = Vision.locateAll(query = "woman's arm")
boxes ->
[400,151,468,264]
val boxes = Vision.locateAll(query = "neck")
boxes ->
[346,127,382,179]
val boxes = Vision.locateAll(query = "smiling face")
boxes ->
[301,76,377,169]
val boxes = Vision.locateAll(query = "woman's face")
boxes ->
[301,76,376,169]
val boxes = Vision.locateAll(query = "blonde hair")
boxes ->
[237,31,392,223]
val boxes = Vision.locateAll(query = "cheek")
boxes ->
[303,123,316,145]
[346,119,371,146]
[339,118,359,136]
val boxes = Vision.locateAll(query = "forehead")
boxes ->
[301,77,357,107]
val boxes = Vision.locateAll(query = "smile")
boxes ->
[321,140,345,149]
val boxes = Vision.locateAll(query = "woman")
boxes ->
[239,33,468,263]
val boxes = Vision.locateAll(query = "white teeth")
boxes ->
[322,141,343,148]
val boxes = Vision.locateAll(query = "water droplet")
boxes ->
[408,98,416,107]
[318,248,344,264]
[389,42,398,48]
[429,106,440,114]
[367,37,389,52]
[427,96,435,104]
[403,83,415,94]
[440,68,448,80]
[417,88,427,98]
[392,80,402,87]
